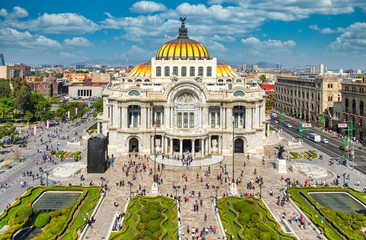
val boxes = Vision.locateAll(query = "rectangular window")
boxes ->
[178,113,182,128]
[190,113,194,128]
[234,113,238,128]
[207,67,212,77]
[217,112,220,127]
[173,66,178,75]
[190,67,195,77]
[184,112,188,128]
[133,112,138,127]
[156,112,161,127]
[181,67,186,76]
[211,112,215,128]
[198,67,203,76]
[156,67,161,76]
[164,67,170,76]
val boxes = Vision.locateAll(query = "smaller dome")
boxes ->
[127,61,151,78]
[217,62,240,77]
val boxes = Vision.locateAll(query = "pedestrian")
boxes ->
[204,213,207,222]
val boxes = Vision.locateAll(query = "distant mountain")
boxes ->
[255,62,283,69]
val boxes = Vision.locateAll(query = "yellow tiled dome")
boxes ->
[127,61,151,78]
[217,62,240,77]
[156,18,210,60]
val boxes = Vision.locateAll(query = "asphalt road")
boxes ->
[0,116,96,212]
[272,110,366,174]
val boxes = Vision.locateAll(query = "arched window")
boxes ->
[128,90,140,96]
[207,67,212,77]
[198,67,203,76]
[181,67,187,76]
[218,79,223,82]
[226,79,231,82]
[190,67,195,77]
[233,91,245,97]
[144,79,150,82]
[136,79,142,82]
[360,101,364,116]
[127,79,133,82]
[352,99,356,114]
[164,66,170,76]
[173,66,178,75]
[156,66,161,76]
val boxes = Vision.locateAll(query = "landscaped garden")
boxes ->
[290,150,318,160]
[55,150,81,160]
[109,195,178,240]
[0,185,101,240]
[217,196,297,240]
[287,187,366,240]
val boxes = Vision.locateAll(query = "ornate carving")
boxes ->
[177,93,194,102]
[195,76,202,82]
[172,76,178,82]
[212,139,218,148]
[155,139,161,147]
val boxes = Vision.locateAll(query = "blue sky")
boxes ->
[1,0,365,69]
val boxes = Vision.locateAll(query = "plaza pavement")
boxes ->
[2,123,366,240]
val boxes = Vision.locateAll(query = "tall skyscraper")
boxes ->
[0,54,5,66]
[242,64,246,71]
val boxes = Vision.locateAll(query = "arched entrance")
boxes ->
[234,139,244,153]
[129,138,139,152]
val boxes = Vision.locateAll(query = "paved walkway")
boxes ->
[150,155,223,166]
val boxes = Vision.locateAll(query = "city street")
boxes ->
[272,110,366,174]
[0,116,96,212]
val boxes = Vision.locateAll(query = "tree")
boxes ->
[10,77,27,98]
[259,75,266,82]
[0,79,11,98]
[14,86,34,114]
[0,97,14,121]
[0,123,18,141]
[54,72,63,78]
[23,111,33,125]
[50,96,60,104]
[94,99,103,114]
[265,99,274,112]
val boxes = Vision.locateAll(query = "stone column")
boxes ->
[179,139,183,156]
[201,139,204,155]
[141,107,146,129]
[246,107,252,130]
[97,122,101,133]
[192,139,195,155]
[208,135,211,154]
[122,106,127,129]
[205,137,209,156]
[253,106,259,128]
[203,107,209,128]
[220,107,223,128]
[227,108,233,129]
[170,138,173,156]
[164,136,168,154]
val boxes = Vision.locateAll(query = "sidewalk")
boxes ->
[149,155,223,167]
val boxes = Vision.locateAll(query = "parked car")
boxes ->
[321,138,329,143]
[286,123,292,128]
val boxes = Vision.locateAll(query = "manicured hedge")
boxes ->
[110,196,178,240]
[55,150,63,158]
[287,187,366,240]
[217,196,296,240]
[290,152,298,159]
[34,213,51,228]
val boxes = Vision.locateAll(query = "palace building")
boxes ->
[98,19,269,157]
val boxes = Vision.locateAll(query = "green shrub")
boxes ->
[14,158,22,161]
[35,213,51,228]
[1,165,11,168]
[147,219,160,232]
[55,150,63,158]
[48,209,62,218]
[290,152,298,159]
[238,212,250,223]
[260,232,272,240]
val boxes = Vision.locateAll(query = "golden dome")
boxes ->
[127,61,239,78]
[127,61,151,78]
[156,19,210,60]
[217,62,240,77]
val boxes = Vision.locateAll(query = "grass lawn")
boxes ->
[0,185,101,240]
[217,196,297,240]
[110,195,178,240]
[287,187,366,240]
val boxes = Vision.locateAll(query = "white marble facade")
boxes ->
[97,20,270,157]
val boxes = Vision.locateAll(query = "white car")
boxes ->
[286,123,292,128]
[321,138,329,143]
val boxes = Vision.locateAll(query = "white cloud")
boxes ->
[64,37,93,47]
[0,6,28,19]
[0,8,8,17]
[0,28,61,49]
[241,37,295,56]
[7,13,100,34]
[212,35,236,42]
[130,1,167,13]
[320,28,335,34]
[309,24,319,30]
[329,22,366,52]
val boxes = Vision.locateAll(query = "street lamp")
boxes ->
[342,173,346,186]
[173,185,180,199]
[153,121,157,183]
[128,181,133,197]
[232,120,235,183]
[45,171,49,187]
[225,228,237,240]
[213,186,219,205]
[321,215,326,235]
[259,183,263,199]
